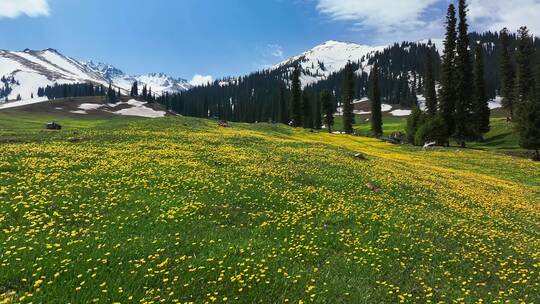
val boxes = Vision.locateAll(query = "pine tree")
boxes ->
[516,63,540,160]
[425,50,438,116]
[406,106,424,144]
[279,87,289,124]
[302,92,313,129]
[107,83,117,103]
[314,95,322,129]
[342,61,355,134]
[515,28,539,160]
[454,0,474,148]
[321,90,334,133]
[439,4,458,145]
[290,65,302,127]
[473,44,490,138]
[500,28,515,119]
[130,81,138,97]
[514,27,535,107]
[142,85,148,100]
[370,63,383,137]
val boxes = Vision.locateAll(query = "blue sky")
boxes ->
[1,0,539,82]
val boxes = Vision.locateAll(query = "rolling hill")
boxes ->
[0,111,538,303]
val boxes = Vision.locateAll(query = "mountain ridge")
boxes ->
[0,48,192,102]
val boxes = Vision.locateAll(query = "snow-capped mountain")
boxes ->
[272,40,387,87]
[0,48,191,101]
[83,62,192,94]
[109,72,192,95]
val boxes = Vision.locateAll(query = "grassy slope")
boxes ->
[0,112,539,303]
[348,115,523,153]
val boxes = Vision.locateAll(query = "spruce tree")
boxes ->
[515,27,539,160]
[473,44,490,138]
[130,81,138,97]
[514,27,534,107]
[142,85,148,100]
[500,28,515,119]
[439,4,458,145]
[302,92,313,129]
[425,50,438,116]
[314,95,322,129]
[107,83,116,103]
[342,61,355,134]
[370,63,383,137]
[454,0,474,148]
[516,63,540,160]
[321,90,334,133]
[279,87,289,124]
[290,65,302,127]
[406,106,424,144]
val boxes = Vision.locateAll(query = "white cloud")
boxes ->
[468,0,540,35]
[316,0,440,34]
[0,0,50,18]
[189,74,213,87]
[267,44,284,59]
[314,0,540,42]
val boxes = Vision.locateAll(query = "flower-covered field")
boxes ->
[1,115,539,303]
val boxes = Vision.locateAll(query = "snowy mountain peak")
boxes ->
[83,61,125,80]
[0,48,191,102]
[273,40,387,87]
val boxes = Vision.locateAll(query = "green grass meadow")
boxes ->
[0,108,539,303]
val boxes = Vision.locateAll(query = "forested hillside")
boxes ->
[157,32,540,123]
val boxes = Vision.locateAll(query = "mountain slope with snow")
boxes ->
[0,48,192,102]
[272,40,387,87]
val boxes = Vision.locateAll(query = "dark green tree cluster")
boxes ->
[342,61,355,134]
[141,85,155,102]
[290,65,303,127]
[408,0,490,147]
[37,83,106,100]
[130,81,139,97]
[156,70,291,123]
[0,76,16,99]
[107,83,119,103]
[320,90,334,133]
[369,63,383,137]
[512,27,540,159]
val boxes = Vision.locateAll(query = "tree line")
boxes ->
[37,81,157,104]
[406,0,539,159]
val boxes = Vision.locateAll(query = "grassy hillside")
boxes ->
[0,112,539,303]
[350,115,523,154]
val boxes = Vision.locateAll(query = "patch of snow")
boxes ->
[0,96,49,110]
[352,98,369,104]
[423,141,437,149]
[354,110,371,115]
[417,95,427,111]
[390,109,412,117]
[381,104,392,112]
[112,99,166,118]
[78,103,104,111]
[489,96,503,110]
[70,110,87,115]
